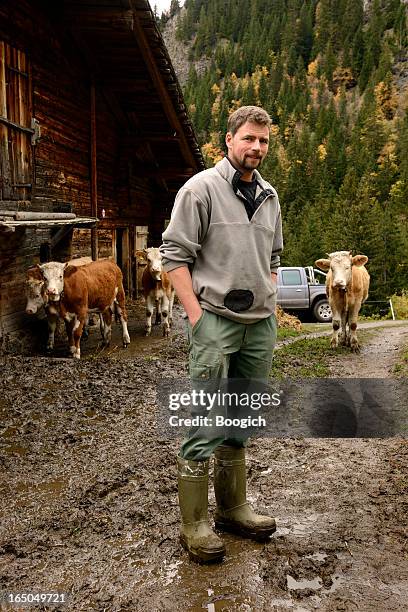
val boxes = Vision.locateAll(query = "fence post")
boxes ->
[389,299,395,321]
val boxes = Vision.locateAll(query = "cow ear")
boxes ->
[352,255,368,267]
[63,262,70,269]
[315,259,330,271]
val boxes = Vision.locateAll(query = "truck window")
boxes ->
[281,270,302,285]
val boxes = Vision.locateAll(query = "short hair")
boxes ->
[227,105,272,136]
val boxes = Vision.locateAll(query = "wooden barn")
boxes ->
[0,0,204,352]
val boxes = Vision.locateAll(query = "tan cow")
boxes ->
[142,247,175,337]
[38,259,130,358]
[315,251,370,352]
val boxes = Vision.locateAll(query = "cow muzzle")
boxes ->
[47,289,61,301]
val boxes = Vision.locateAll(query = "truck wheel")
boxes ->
[313,299,332,323]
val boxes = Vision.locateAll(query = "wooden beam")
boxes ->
[90,79,98,261]
[126,1,198,170]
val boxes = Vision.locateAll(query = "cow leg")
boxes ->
[168,288,175,327]
[145,294,155,336]
[46,313,58,351]
[155,298,162,325]
[161,294,170,338]
[339,309,348,346]
[72,315,85,359]
[82,315,89,340]
[114,295,130,347]
[99,313,106,342]
[64,318,76,357]
[348,302,362,353]
[101,309,112,346]
[330,305,342,349]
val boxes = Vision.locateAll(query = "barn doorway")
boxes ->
[114,227,130,294]
[133,225,148,298]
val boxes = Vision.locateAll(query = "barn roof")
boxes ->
[60,0,205,192]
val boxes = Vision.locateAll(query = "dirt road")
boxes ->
[0,308,407,611]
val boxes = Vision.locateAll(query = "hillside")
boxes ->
[160,0,408,306]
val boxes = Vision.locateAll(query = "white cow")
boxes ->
[315,251,370,352]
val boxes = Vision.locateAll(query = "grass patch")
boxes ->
[301,323,332,333]
[393,346,408,377]
[359,313,390,322]
[277,324,330,340]
[390,291,408,320]
[271,328,382,378]
[276,328,304,341]
[271,336,333,378]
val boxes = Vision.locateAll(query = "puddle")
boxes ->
[11,478,67,508]
[287,574,323,591]
[287,513,324,536]
[324,572,344,593]
[304,552,327,562]
[269,597,295,609]
[276,526,291,536]
[111,535,147,561]
[159,559,182,587]
[151,536,267,611]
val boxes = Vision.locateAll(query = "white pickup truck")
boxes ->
[277,266,332,322]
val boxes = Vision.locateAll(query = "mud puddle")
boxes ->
[0,312,407,610]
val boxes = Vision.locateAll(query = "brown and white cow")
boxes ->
[315,251,370,352]
[25,266,59,351]
[38,259,130,358]
[142,247,175,337]
[25,257,93,351]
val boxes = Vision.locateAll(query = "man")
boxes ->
[160,106,283,563]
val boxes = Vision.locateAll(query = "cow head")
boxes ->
[38,261,69,301]
[145,247,162,281]
[315,251,369,291]
[25,267,47,315]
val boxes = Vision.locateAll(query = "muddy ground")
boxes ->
[0,304,407,611]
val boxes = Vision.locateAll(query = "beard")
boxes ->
[241,154,262,171]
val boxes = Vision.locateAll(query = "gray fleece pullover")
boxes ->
[160,156,283,323]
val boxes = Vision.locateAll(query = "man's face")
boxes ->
[225,121,270,178]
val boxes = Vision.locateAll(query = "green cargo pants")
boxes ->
[181,309,277,460]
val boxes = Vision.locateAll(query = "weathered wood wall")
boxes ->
[0,0,183,352]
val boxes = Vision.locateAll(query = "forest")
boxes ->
[159,0,408,307]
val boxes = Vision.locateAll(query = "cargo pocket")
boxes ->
[189,355,223,382]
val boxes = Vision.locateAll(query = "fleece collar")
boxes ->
[215,156,274,207]
[215,156,271,191]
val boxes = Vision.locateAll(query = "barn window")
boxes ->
[0,41,37,202]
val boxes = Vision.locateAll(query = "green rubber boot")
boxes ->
[214,445,276,542]
[177,456,226,563]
